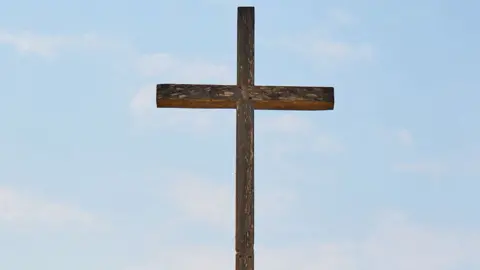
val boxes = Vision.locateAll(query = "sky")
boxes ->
[1,0,480,269]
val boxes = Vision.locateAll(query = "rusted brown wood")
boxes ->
[157,84,334,110]
[235,6,255,270]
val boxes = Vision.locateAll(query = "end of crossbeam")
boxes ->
[157,84,238,109]
[251,85,334,111]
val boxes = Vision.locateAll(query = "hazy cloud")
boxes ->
[392,161,446,178]
[126,212,480,270]
[0,30,125,57]
[0,187,103,229]
[396,128,414,147]
[135,53,232,83]
[163,173,296,230]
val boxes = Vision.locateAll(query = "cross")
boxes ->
[156,6,334,270]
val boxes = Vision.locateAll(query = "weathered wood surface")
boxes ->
[235,6,255,270]
[157,84,334,110]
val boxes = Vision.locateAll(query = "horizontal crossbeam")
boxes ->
[157,84,334,110]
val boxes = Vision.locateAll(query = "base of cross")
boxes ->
[236,254,254,270]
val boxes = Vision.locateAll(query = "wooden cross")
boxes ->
[156,6,334,270]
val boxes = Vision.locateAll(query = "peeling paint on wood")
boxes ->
[157,84,334,110]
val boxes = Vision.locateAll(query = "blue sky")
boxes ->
[1,0,480,269]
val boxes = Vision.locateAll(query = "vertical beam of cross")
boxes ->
[236,6,255,270]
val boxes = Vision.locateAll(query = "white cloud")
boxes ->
[266,134,344,159]
[135,53,232,83]
[313,133,345,153]
[327,8,355,26]
[126,212,480,270]
[393,161,447,179]
[389,129,480,178]
[256,113,344,157]
[166,173,232,229]
[389,128,450,178]
[257,113,313,135]
[396,128,414,146]
[0,187,103,229]
[359,212,480,270]
[267,9,372,68]
[285,37,373,66]
[0,30,124,57]
[268,32,373,67]
[130,85,156,118]
[163,173,296,230]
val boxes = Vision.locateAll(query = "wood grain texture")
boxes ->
[235,6,255,270]
[157,84,334,110]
